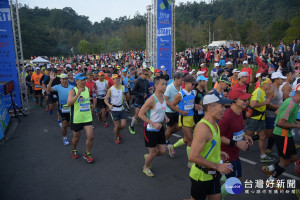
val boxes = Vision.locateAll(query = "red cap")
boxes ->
[228,88,252,100]
[154,69,160,73]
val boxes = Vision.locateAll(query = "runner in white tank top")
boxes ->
[95,72,109,127]
[104,74,129,144]
[138,76,168,177]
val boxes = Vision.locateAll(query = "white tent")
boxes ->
[31,56,49,63]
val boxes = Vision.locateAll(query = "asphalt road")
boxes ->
[0,104,299,200]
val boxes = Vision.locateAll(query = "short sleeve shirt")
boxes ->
[250,87,266,120]
[164,83,181,113]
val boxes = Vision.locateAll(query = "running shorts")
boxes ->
[178,116,194,128]
[190,177,221,200]
[71,121,93,132]
[273,134,297,159]
[166,112,179,126]
[144,125,166,147]
[58,110,70,122]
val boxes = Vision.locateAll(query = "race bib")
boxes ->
[80,103,90,112]
[61,107,70,113]
[198,109,204,115]
[146,124,160,132]
[184,104,194,110]
[53,94,57,99]
[233,130,244,141]
[35,84,41,88]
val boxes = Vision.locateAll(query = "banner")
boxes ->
[0,0,22,108]
[157,0,172,77]
[0,95,10,140]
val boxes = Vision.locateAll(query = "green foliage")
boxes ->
[19,0,300,58]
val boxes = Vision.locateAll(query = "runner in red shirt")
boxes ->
[219,88,253,198]
[234,72,248,93]
[199,63,208,78]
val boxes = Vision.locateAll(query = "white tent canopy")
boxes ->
[31,56,49,63]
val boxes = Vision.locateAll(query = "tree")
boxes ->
[283,17,300,45]
[78,40,92,55]
[267,20,290,44]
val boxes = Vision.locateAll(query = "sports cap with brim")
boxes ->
[203,94,233,105]
[98,72,105,76]
[228,88,252,100]
[35,67,41,70]
[60,73,68,79]
[183,75,197,85]
[226,61,233,65]
[75,73,86,81]
[256,73,261,78]
[260,77,271,86]
[197,75,209,82]
[214,63,219,67]
[232,69,240,73]
[122,69,127,73]
[238,72,248,79]
[271,71,287,79]
[112,74,121,79]
[218,74,231,84]
[154,69,160,73]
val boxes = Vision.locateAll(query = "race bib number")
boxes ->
[61,107,70,113]
[184,104,194,110]
[80,103,90,112]
[35,84,41,88]
[233,130,244,141]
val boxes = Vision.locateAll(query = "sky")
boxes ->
[18,0,208,23]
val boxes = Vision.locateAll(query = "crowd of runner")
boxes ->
[24,40,300,200]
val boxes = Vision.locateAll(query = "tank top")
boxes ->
[279,82,292,99]
[266,85,283,118]
[110,85,125,111]
[146,94,167,132]
[70,87,92,124]
[189,119,221,181]
[231,77,238,88]
[95,79,108,99]
[178,89,195,116]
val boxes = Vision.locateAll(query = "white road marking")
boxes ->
[282,172,300,182]
[172,134,181,138]
[239,157,257,165]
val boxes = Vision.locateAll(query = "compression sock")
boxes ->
[130,117,137,127]
[186,146,191,159]
[173,138,185,148]
[272,161,286,178]
[266,137,274,150]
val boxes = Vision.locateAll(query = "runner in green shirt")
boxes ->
[262,84,300,189]
[189,94,233,200]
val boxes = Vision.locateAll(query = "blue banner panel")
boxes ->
[0,0,22,108]
[0,95,10,140]
[157,0,172,76]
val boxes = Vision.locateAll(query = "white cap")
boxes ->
[232,69,240,73]
[35,67,41,70]
[203,94,232,105]
[101,65,105,68]
[226,61,232,65]
[238,72,248,79]
[161,65,165,69]
[60,73,68,78]
[214,63,219,67]
[243,60,248,64]
[200,63,205,66]
[197,71,205,76]
[271,71,287,79]
[256,73,262,78]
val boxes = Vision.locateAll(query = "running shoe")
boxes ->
[83,152,94,163]
[187,162,193,169]
[114,137,121,144]
[63,137,70,146]
[261,166,274,176]
[260,155,275,163]
[265,150,279,159]
[104,121,109,127]
[57,120,62,128]
[119,134,123,140]
[167,144,175,158]
[129,126,135,134]
[144,154,152,168]
[72,150,79,159]
[143,168,154,177]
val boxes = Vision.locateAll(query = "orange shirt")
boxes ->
[231,77,238,88]
[31,73,44,90]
